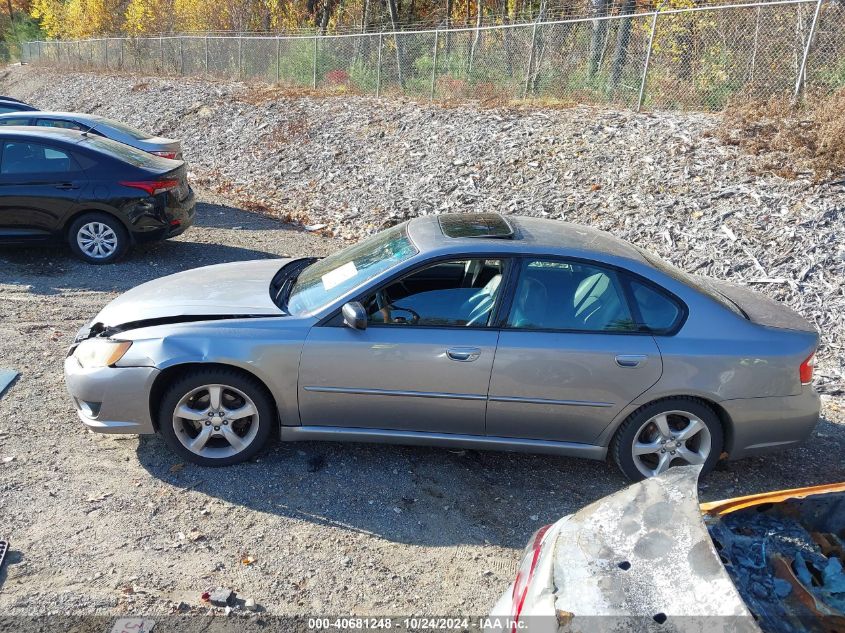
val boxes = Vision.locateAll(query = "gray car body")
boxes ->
[64,216,820,461]
[0,111,181,158]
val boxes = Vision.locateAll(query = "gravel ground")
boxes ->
[0,189,843,622]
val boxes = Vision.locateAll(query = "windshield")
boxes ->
[100,118,153,140]
[286,223,418,315]
[78,134,176,169]
[636,247,747,317]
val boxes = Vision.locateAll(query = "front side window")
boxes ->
[508,259,635,332]
[286,223,418,315]
[36,119,84,131]
[364,259,504,327]
[0,117,30,126]
[0,141,75,174]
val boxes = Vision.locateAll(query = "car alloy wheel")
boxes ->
[611,398,723,481]
[631,410,712,478]
[172,383,261,459]
[76,221,119,260]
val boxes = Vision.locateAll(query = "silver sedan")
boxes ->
[64,214,820,479]
[0,111,182,159]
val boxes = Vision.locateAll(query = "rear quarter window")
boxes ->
[628,279,683,334]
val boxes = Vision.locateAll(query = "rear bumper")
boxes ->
[131,187,196,243]
[64,356,158,435]
[723,387,821,459]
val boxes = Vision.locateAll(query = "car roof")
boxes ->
[0,126,88,144]
[407,213,647,263]
[0,111,98,121]
[0,100,37,110]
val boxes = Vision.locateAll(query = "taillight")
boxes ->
[150,150,178,160]
[800,352,815,384]
[120,179,179,196]
[511,524,551,630]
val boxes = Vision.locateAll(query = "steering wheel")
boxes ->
[390,305,421,325]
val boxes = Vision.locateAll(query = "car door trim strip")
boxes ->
[488,395,614,407]
[303,385,487,401]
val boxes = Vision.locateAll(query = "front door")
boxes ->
[0,139,84,242]
[298,258,507,435]
[486,258,663,444]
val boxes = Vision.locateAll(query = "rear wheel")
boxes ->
[158,368,275,467]
[67,212,128,264]
[611,398,723,481]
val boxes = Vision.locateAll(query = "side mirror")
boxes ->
[342,301,367,331]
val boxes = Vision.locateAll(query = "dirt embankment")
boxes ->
[1,64,843,390]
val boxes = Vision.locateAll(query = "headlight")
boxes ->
[73,339,132,369]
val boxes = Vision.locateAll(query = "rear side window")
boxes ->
[508,259,636,332]
[0,117,30,126]
[628,279,682,333]
[36,119,84,131]
[0,141,76,174]
[0,106,20,114]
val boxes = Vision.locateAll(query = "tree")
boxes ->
[588,0,609,77]
[609,0,636,87]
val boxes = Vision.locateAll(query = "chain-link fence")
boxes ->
[20,0,844,111]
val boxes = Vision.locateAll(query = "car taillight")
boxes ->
[120,179,179,196]
[800,352,815,384]
[150,150,178,160]
[511,524,551,631]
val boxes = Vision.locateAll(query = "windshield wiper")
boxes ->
[270,258,317,311]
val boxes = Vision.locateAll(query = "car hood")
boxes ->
[551,466,760,629]
[89,259,291,331]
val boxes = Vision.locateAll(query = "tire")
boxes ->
[158,367,275,467]
[611,398,723,482]
[67,212,129,264]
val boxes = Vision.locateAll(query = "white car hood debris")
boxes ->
[552,466,759,632]
[91,259,292,329]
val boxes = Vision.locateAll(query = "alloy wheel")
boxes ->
[631,410,712,478]
[76,221,118,259]
[172,384,260,459]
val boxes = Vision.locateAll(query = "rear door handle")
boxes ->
[615,354,648,368]
[447,347,481,362]
[55,183,79,190]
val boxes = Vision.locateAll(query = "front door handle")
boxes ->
[55,182,79,190]
[447,347,481,362]
[615,354,648,368]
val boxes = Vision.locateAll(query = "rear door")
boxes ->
[486,258,663,444]
[0,139,86,241]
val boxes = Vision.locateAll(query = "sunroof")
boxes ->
[438,213,515,239]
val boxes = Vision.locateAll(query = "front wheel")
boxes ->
[611,398,723,481]
[158,368,275,467]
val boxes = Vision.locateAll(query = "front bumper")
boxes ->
[64,356,159,435]
[722,386,821,459]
